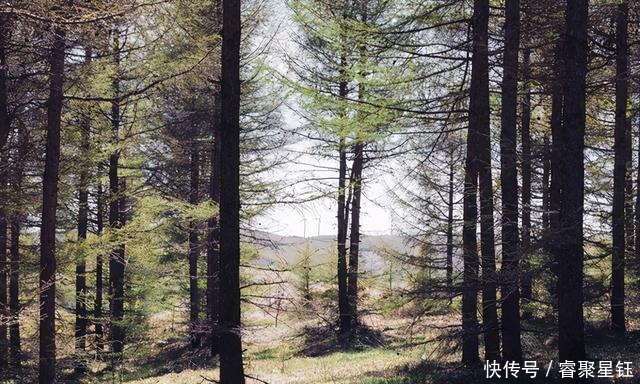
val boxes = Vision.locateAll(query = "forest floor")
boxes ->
[4,270,640,383]
[93,304,640,383]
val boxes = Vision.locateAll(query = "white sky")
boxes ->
[250,0,395,238]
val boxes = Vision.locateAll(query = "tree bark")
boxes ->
[95,182,104,352]
[500,0,522,362]
[547,33,564,303]
[520,46,533,316]
[218,0,245,381]
[75,116,89,368]
[39,25,65,384]
[446,153,454,290]
[0,14,10,151]
[347,142,363,329]
[0,189,7,370]
[9,218,20,366]
[461,0,490,365]
[611,0,628,333]
[75,48,92,369]
[557,0,588,365]
[108,28,125,355]
[207,92,221,356]
[336,39,350,336]
[0,11,10,372]
[207,0,222,357]
[189,137,200,347]
[471,0,500,361]
[542,134,550,232]
[9,126,24,366]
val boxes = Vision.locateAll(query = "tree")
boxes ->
[207,0,222,356]
[0,176,6,370]
[0,11,10,372]
[556,0,588,364]
[74,47,92,371]
[499,0,522,361]
[188,124,201,347]
[109,27,126,356]
[95,181,105,352]
[611,0,628,333]
[461,0,504,364]
[218,0,245,381]
[475,0,498,359]
[40,23,66,383]
[0,13,10,150]
[519,41,532,318]
[8,127,26,367]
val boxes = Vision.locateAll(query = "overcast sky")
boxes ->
[249,1,395,237]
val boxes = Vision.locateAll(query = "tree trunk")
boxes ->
[542,134,550,232]
[461,0,490,365]
[347,142,363,329]
[0,11,10,372]
[500,0,522,362]
[108,28,125,355]
[40,25,65,384]
[218,0,245,381]
[0,193,7,370]
[472,0,500,361]
[95,182,104,352]
[637,119,640,272]
[0,15,10,151]
[189,138,201,347]
[207,0,222,357]
[9,219,20,366]
[75,99,90,371]
[520,47,532,315]
[9,81,26,369]
[557,0,587,364]
[547,34,564,303]
[611,0,628,333]
[446,153,454,290]
[336,43,350,335]
[75,48,92,369]
[207,92,221,356]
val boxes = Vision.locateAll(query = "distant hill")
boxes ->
[245,231,416,272]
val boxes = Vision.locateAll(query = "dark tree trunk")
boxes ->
[9,95,25,368]
[207,92,221,356]
[0,15,10,151]
[347,142,363,329]
[207,0,222,356]
[108,29,125,355]
[75,95,90,371]
[336,48,350,335]
[9,219,20,366]
[95,182,104,352]
[637,119,640,271]
[557,0,588,365]
[611,0,628,333]
[547,34,564,303]
[446,153,454,289]
[39,25,65,384]
[500,0,522,362]
[0,12,10,372]
[461,0,490,365]
[109,175,126,355]
[542,134,550,232]
[0,195,7,370]
[189,138,200,347]
[520,47,532,313]
[471,0,500,361]
[75,49,92,369]
[218,0,245,381]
